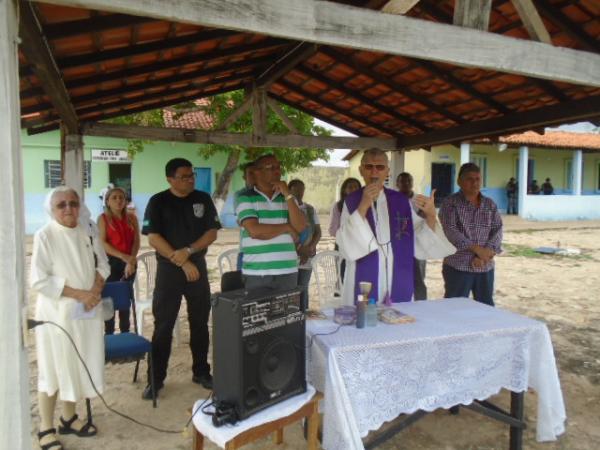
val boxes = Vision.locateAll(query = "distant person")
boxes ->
[506,177,518,214]
[289,179,321,310]
[396,172,427,300]
[529,179,541,195]
[328,177,361,281]
[328,177,361,240]
[234,161,256,270]
[542,178,554,195]
[97,186,140,334]
[99,182,115,204]
[439,163,503,306]
[141,158,221,399]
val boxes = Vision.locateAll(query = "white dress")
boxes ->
[31,220,110,401]
[336,190,456,305]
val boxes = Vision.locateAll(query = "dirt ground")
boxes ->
[26,215,600,450]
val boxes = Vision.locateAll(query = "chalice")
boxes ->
[358,281,372,300]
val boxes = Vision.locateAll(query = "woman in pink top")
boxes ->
[97,187,140,334]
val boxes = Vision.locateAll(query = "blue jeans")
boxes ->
[442,264,495,306]
[297,268,312,310]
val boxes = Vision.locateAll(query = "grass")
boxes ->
[503,243,595,261]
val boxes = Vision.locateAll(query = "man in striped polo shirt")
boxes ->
[235,154,307,291]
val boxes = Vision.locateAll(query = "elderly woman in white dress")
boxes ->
[31,187,110,450]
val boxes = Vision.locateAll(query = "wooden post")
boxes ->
[252,87,267,146]
[0,0,33,448]
[62,133,85,198]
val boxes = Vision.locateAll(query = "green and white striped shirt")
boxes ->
[236,187,298,276]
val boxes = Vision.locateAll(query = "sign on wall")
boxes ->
[91,148,131,162]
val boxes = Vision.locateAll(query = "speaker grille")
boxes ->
[258,338,298,393]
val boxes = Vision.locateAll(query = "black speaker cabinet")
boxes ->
[212,286,306,420]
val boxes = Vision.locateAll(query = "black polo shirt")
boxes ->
[142,189,221,263]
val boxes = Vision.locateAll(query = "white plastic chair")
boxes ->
[311,250,344,309]
[134,251,181,346]
[217,248,240,276]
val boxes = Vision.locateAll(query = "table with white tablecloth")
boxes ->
[306,297,566,450]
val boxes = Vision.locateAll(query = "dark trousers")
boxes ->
[413,258,427,301]
[148,259,212,385]
[105,256,132,334]
[507,195,518,215]
[442,264,495,306]
[297,268,312,310]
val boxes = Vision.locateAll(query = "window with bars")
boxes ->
[44,160,91,188]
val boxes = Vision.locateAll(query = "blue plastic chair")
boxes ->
[102,281,157,407]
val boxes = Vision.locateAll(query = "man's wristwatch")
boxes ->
[285,193,294,201]
[186,246,196,255]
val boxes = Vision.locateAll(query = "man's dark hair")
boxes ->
[458,162,480,180]
[240,160,255,173]
[288,179,304,189]
[165,158,192,177]
[397,172,413,182]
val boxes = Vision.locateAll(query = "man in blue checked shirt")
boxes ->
[439,163,503,306]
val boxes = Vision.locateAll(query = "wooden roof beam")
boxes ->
[81,121,399,150]
[255,42,319,88]
[296,65,431,132]
[41,0,600,87]
[44,13,155,40]
[510,0,552,44]
[533,0,600,52]
[19,1,79,133]
[453,0,492,31]
[276,79,400,136]
[399,94,600,149]
[320,47,465,124]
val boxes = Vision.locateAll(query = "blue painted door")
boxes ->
[194,167,212,193]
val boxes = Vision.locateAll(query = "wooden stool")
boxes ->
[193,393,322,450]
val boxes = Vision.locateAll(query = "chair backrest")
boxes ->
[311,250,344,309]
[102,281,133,310]
[217,248,240,277]
[134,251,157,300]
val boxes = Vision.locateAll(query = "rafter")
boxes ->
[20,38,288,100]
[453,0,492,30]
[510,0,552,44]
[399,94,600,149]
[256,42,319,88]
[18,0,79,133]
[41,0,600,87]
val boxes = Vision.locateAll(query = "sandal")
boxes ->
[58,413,97,437]
[37,428,63,450]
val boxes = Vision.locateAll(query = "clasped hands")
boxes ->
[169,248,200,282]
[471,245,496,269]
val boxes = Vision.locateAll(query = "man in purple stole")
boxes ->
[336,149,455,305]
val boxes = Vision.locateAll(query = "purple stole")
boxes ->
[344,188,414,302]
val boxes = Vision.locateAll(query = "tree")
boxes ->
[175,90,331,210]
[107,90,332,211]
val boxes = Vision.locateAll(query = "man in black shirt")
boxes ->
[141,158,221,399]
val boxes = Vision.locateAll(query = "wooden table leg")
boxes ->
[193,428,204,450]
[273,428,284,444]
[307,399,319,450]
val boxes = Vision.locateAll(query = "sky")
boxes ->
[311,119,355,167]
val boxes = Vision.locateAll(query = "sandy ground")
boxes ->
[26,215,600,450]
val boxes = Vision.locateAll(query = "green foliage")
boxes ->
[173,90,332,172]
[106,109,164,157]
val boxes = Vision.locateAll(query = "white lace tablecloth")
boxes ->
[306,298,566,450]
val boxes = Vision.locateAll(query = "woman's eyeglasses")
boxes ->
[362,163,387,171]
[55,201,80,210]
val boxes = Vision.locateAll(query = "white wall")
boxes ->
[522,195,600,220]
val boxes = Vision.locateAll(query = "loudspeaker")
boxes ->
[212,286,306,420]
